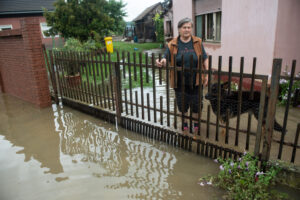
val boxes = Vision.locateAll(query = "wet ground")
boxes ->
[0,93,225,200]
[121,72,300,164]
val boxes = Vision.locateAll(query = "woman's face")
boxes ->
[178,22,192,38]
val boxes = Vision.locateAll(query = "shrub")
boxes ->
[62,38,100,52]
[199,152,288,200]
[153,13,164,44]
[278,79,300,105]
[58,38,102,75]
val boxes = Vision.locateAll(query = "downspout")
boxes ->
[192,0,195,35]
[272,0,280,75]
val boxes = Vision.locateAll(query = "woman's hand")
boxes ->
[156,58,166,67]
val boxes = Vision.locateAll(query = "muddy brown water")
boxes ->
[0,93,226,200]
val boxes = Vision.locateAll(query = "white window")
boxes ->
[196,11,221,42]
[0,25,13,31]
[40,23,59,38]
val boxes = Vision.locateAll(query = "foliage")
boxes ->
[105,0,127,35]
[58,38,100,75]
[62,38,99,52]
[153,13,164,44]
[162,0,172,11]
[199,152,288,200]
[278,78,300,106]
[43,0,126,42]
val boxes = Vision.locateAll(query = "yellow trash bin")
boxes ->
[104,37,113,53]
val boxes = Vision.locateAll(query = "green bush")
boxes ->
[199,153,288,200]
[278,79,300,105]
[153,13,164,44]
[58,38,102,75]
[62,38,100,52]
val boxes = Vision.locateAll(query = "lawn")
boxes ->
[113,41,162,53]
[110,41,163,62]
[45,42,162,89]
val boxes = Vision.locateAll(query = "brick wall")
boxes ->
[0,17,51,108]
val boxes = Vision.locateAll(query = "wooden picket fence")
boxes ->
[43,48,300,164]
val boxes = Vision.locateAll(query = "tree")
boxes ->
[153,13,164,44]
[105,0,127,35]
[43,0,126,42]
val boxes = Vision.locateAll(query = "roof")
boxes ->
[133,2,161,22]
[0,0,55,16]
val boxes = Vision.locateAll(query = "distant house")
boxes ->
[123,22,136,40]
[133,2,163,42]
[169,0,300,75]
[0,0,63,49]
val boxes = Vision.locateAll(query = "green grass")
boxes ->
[121,68,153,89]
[47,42,161,89]
[113,41,162,53]
[79,65,153,89]
[110,41,162,62]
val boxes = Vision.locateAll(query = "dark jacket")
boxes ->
[167,36,204,88]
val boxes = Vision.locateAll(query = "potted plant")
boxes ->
[62,38,98,87]
[65,61,81,87]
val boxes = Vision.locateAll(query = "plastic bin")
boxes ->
[104,37,113,53]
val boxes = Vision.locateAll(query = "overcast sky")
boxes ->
[122,0,162,21]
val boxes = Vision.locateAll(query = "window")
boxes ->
[166,20,172,37]
[196,12,221,42]
[40,23,59,38]
[0,25,12,31]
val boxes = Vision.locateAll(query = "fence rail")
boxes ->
[44,49,300,164]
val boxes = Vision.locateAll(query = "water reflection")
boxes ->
[0,93,223,199]
[0,94,63,174]
[54,104,181,198]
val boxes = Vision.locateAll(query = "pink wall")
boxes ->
[172,0,296,76]
[173,0,193,37]
[274,0,300,74]
[212,0,279,75]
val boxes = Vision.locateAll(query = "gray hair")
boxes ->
[177,18,193,29]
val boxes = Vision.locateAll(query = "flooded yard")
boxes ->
[0,93,224,200]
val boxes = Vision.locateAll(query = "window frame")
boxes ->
[40,23,59,38]
[196,11,221,43]
[0,25,13,31]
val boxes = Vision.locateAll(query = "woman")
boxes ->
[156,17,209,132]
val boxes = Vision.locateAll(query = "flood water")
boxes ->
[0,93,224,200]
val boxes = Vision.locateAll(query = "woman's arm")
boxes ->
[156,47,170,67]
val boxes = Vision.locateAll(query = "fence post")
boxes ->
[49,50,59,104]
[254,78,267,157]
[261,59,282,162]
[112,62,122,125]
[278,60,296,159]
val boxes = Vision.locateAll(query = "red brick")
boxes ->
[0,18,51,108]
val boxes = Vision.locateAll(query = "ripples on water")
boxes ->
[0,94,223,200]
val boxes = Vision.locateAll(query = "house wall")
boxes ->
[210,0,279,75]
[172,0,294,76]
[163,10,173,37]
[195,0,222,14]
[0,17,51,108]
[274,0,300,74]
[173,0,193,37]
[0,16,63,49]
